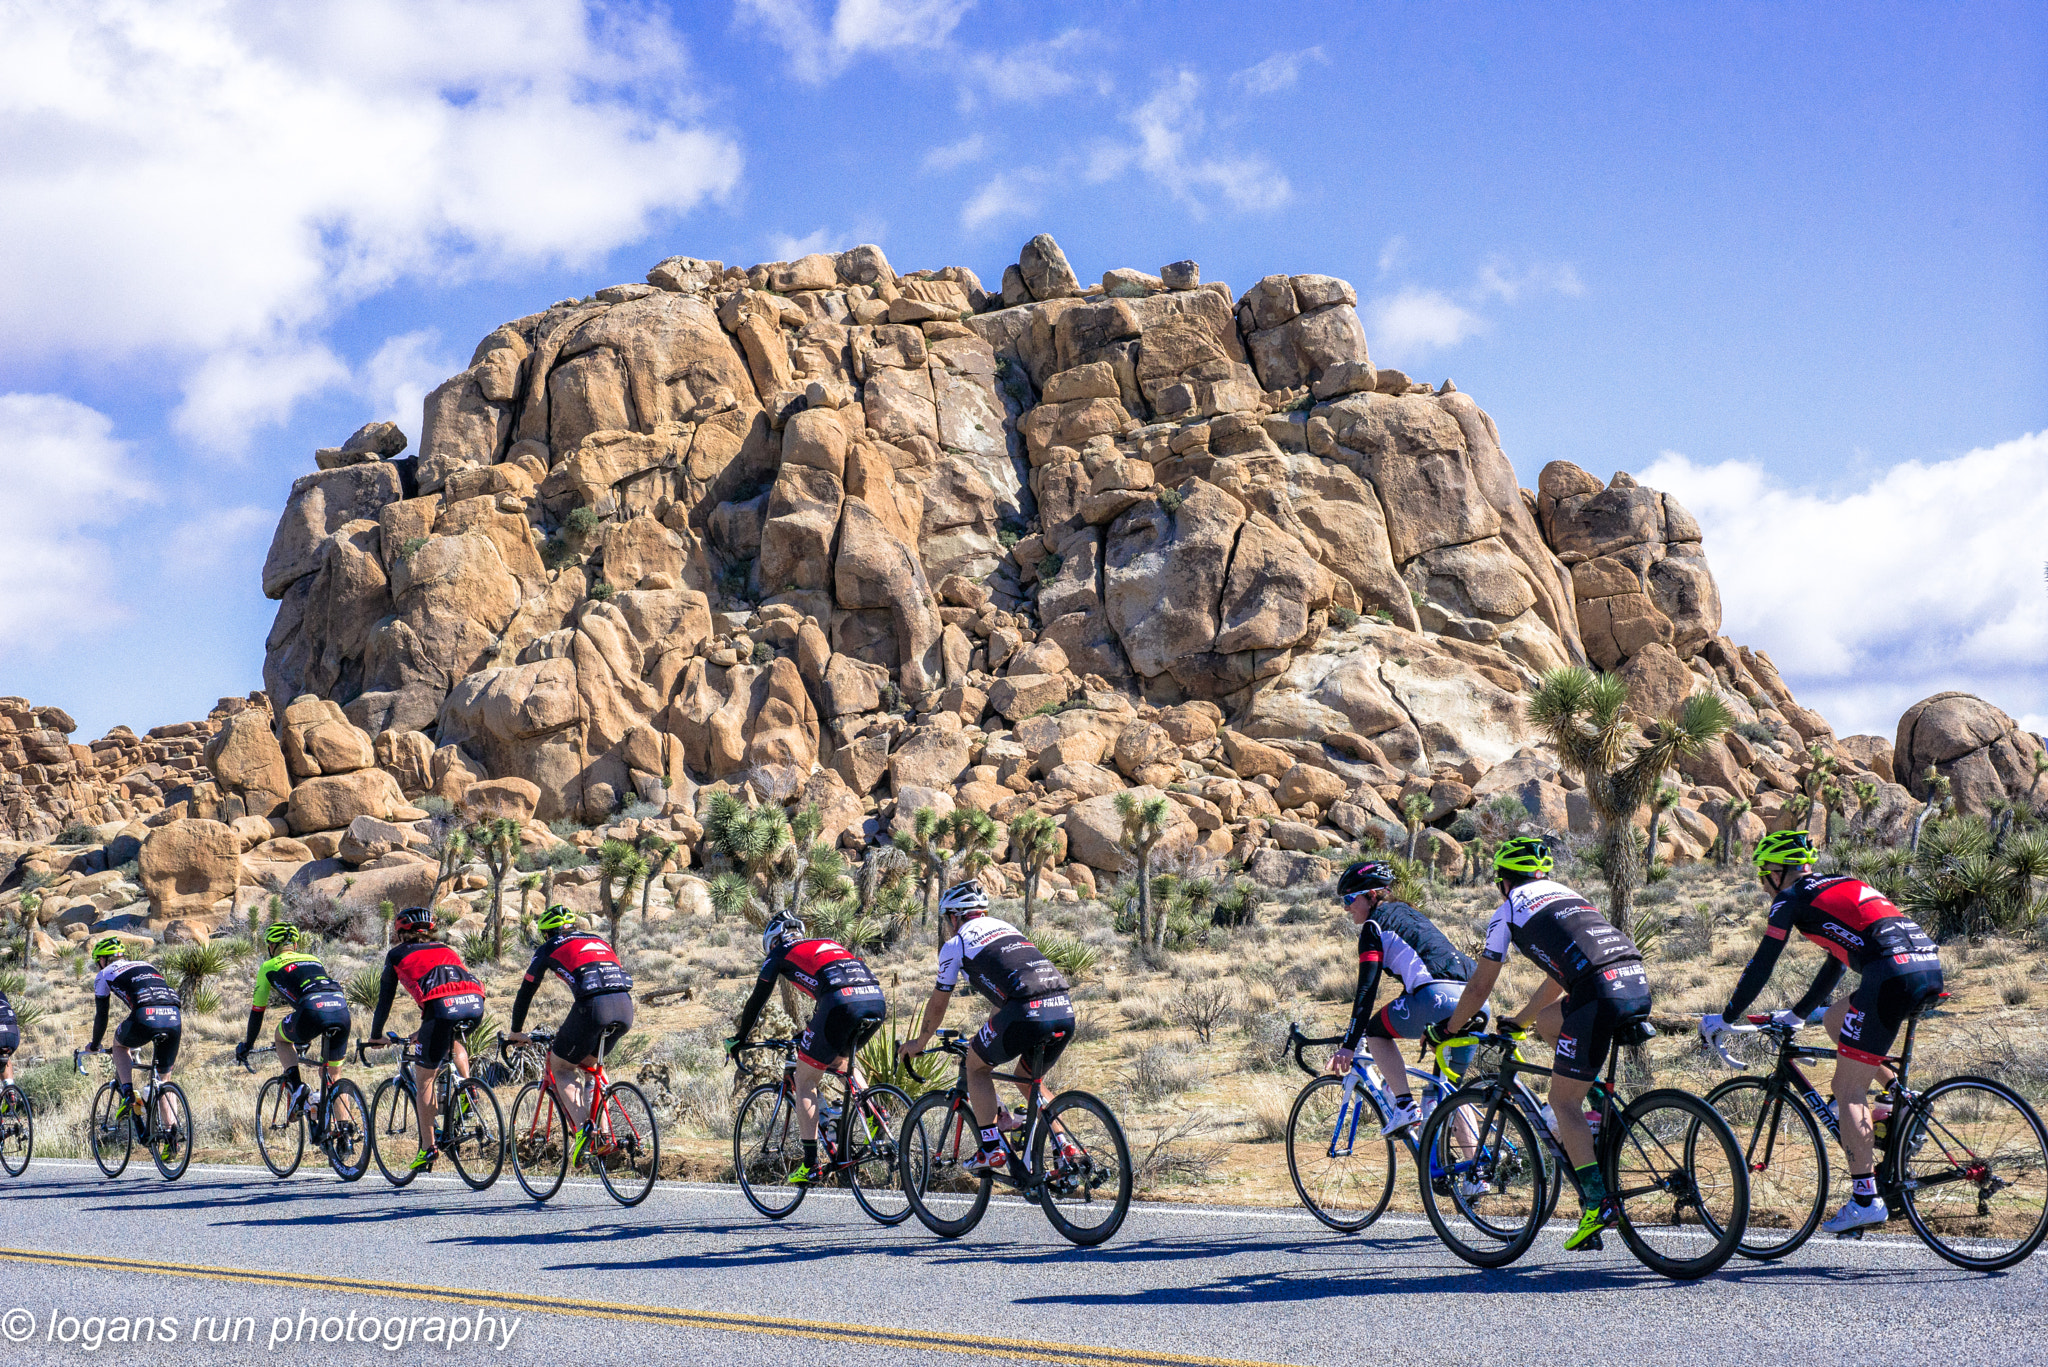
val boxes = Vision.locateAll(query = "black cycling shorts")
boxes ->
[1838,965,1945,1066]
[798,986,886,1069]
[0,1023,18,1057]
[281,992,352,1063]
[973,994,1075,1072]
[1553,964,1651,1083]
[114,1005,183,1073]
[553,992,636,1064]
[417,994,484,1067]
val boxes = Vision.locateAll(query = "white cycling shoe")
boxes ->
[1456,1177,1492,1200]
[1822,1198,1888,1234]
[1379,1101,1420,1138]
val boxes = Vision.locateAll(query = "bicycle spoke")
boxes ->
[1900,1077,2048,1271]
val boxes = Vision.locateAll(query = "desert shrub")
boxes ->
[1118,1044,1203,1104]
[1736,721,1777,745]
[1168,980,1238,1044]
[588,580,615,601]
[57,823,100,847]
[564,505,601,536]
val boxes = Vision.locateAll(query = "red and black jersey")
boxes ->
[369,941,484,1039]
[734,938,880,1044]
[511,931,633,1031]
[1764,874,1935,972]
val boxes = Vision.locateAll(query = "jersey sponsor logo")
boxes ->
[1603,968,1618,980]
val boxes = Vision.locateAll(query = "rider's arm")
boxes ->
[1443,957,1500,1038]
[89,993,110,1050]
[1339,924,1385,1051]
[242,960,275,1050]
[1719,927,1790,1021]
[1513,975,1565,1027]
[909,986,951,1044]
[508,949,547,1034]
[1787,957,1845,1021]
[367,955,400,1041]
[731,964,777,1045]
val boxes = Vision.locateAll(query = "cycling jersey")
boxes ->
[1482,880,1640,995]
[935,916,1068,1003]
[1342,916,1456,1050]
[734,938,881,1046]
[369,941,484,1040]
[510,931,634,1032]
[1722,874,1940,1023]
[0,990,15,1027]
[1368,900,1475,982]
[89,959,179,1048]
[0,990,17,1055]
[243,950,346,1051]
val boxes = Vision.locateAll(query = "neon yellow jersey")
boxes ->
[252,951,340,1010]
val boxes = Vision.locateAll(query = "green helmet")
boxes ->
[1493,836,1554,877]
[90,935,125,964]
[536,904,578,935]
[1754,829,1817,872]
[263,922,302,948]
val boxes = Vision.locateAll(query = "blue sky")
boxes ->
[2,0,2042,744]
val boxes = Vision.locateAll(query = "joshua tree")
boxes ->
[1399,791,1433,862]
[468,818,520,960]
[1525,666,1733,941]
[2030,749,2047,809]
[948,807,999,882]
[595,839,649,944]
[1715,797,1754,866]
[431,827,471,905]
[1851,780,1880,844]
[1645,782,1681,869]
[1009,811,1062,926]
[893,807,955,925]
[1909,767,1952,857]
[636,833,676,924]
[1114,791,1171,954]
[703,791,792,925]
[14,893,41,966]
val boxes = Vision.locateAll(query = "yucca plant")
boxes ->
[1645,782,1681,869]
[636,833,677,924]
[467,817,520,960]
[162,942,231,1007]
[858,1019,945,1098]
[1037,930,1098,985]
[595,839,650,945]
[1399,791,1432,862]
[1009,811,1062,927]
[345,969,382,1013]
[892,806,954,925]
[1114,791,1172,954]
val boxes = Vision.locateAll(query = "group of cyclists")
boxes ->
[11,820,1964,1257]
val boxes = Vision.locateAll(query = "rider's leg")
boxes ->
[451,1034,472,1081]
[964,1049,1001,1130]
[414,1060,439,1153]
[110,1043,134,1094]
[1823,999,1883,1191]
[1364,1035,1408,1095]
[551,1054,593,1129]
[792,1057,826,1142]
[275,1033,303,1088]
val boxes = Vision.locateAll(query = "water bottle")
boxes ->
[1538,1103,1559,1138]
[1872,1097,1892,1142]
[1819,1099,1838,1130]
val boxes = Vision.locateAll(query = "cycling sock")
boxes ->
[1852,1172,1877,1206]
[282,1065,303,1090]
[1392,1093,1414,1110]
[802,1140,818,1169]
[1574,1162,1606,1207]
[979,1125,1002,1151]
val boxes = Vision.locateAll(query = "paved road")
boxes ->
[0,1161,2039,1365]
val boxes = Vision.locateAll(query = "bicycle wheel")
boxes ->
[322,1079,370,1182]
[370,1078,419,1186]
[593,1080,659,1207]
[152,1083,192,1181]
[1897,1074,2048,1271]
[88,1082,132,1177]
[254,1076,305,1178]
[1609,1088,1746,1280]
[846,1084,913,1225]
[899,1090,992,1238]
[1415,1086,1546,1268]
[1705,1076,1826,1259]
[733,1083,807,1219]
[1034,1090,1132,1246]
[1284,1075,1396,1233]
[509,1082,568,1202]
[443,1078,504,1190]
[0,1085,33,1176]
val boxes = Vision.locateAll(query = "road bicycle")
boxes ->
[1706,1004,2048,1270]
[76,1043,191,1181]
[359,1034,504,1190]
[897,1029,1131,1246]
[1279,1015,1553,1232]
[503,1030,660,1206]
[0,1075,31,1177]
[239,1044,370,1182]
[731,1037,912,1225]
[1413,1019,1748,1279]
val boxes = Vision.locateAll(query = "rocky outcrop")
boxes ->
[1896,692,2046,815]
[1537,464,1721,669]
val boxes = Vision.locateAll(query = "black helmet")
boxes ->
[394,905,435,933]
[1337,861,1396,900]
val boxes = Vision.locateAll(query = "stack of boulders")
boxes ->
[11,233,2041,948]
[0,696,255,843]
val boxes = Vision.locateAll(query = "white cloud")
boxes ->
[960,173,1043,232]
[172,342,352,452]
[1230,46,1327,96]
[360,330,462,438]
[1377,236,1408,278]
[922,132,990,172]
[959,29,1096,108]
[740,0,972,83]
[0,394,152,649]
[766,228,839,260]
[0,1,742,446]
[1367,288,1487,354]
[1476,256,1585,302]
[1092,72,1291,215]
[1640,431,2048,737]
[159,506,274,588]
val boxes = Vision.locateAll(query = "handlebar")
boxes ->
[238,1045,277,1074]
[354,1035,406,1065]
[1283,1023,1343,1079]
[500,1031,553,1060]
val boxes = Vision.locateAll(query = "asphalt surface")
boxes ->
[0,1161,2040,1366]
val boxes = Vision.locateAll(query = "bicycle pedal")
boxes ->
[1578,1233,1604,1252]
[1834,1227,1865,1241]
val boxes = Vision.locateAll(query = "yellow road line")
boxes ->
[0,1248,1295,1367]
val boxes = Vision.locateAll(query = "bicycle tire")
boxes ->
[1897,1074,2048,1272]
[1703,1076,1826,1260]
[733,1082,807,1219]
[152,1082,193,1181]
[1284,1075,1395,1233]
[1415,1085,1547,1268]
[370,1077,419,1187]
[0,1084,33,1176]
[594,1080,659,1207]
[255,1076,305,1178]
[846,1084,914,1225]
[89,1081,132,1178]
[322,1079,370,1182]
[509,1082,568,1202]
[1033,1090,1132,1246]
[444,1078,504,1190]
[899,1090,992,1238]
[1608,1088,1746,1280]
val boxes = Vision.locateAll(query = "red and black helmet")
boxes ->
[394,905,435,933]
[1337,861,1396,900]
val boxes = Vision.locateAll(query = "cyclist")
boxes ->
[1700,829,1945,1235]
[1434,837,1650,1252]
[726,914,886,1185]
[897,880,1072,1178]
[506,905,635,1165]
[233,923,351,1136]
[82,936,183,1143]
[367,906,486,1176]
[0,979,19,1089]
[1328,860,1476,1136]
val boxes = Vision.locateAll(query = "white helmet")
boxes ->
[761,916,804,956]
[938,880,989,920]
